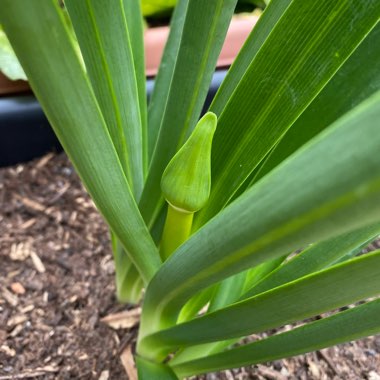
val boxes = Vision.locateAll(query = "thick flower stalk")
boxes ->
[160,112,217,260]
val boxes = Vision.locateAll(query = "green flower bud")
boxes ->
[161,112,217,213]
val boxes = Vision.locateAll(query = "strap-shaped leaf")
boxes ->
[210,0,293,115]
[0,0,161,283]
[146,0,188,161]
[194,0,380,227]
[243,223,380,298]
[171,255,287,364]
[142,250,380,357]
[138,90,380,354]
[139,0,238,228]
[243,255,287,292]
[252,22,380,185]
[65,0,145,198]
[123,0,148,173]
[172,298,380,377]
[173,223,380,364]
[208,271,247,313]
[178,286,217,323]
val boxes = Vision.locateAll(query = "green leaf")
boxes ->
[145,0,187,161]
[252,22,380,185]
[138,90,380,355]
[175,222,379,363]
[139,0,238,228]
[141,0,177,17]
[0,0,161,283]
[243,255,287,292]
[172,298,380,377]
[171,255,287,365]
[244,223,380,298]
[209,0,292,116]
[194,0,380,227]
[177,285,217,323]
[142,250,380,357]
[208,271,247,313]
[0,26,26,80]
[65,0,145,199]
[123,0,148,173]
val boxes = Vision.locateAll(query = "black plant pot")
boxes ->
[0,70,227,168]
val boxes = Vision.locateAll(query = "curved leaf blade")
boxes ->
[139,89,380,351]
[142,250,380,355]
[123,0,148,174]
[252,22,380,185]
[243,223,380,298]
[0,0,161,283]
[195,0,380,227]
[210,0,293,115]
[173,298,380,377]
[65,0,145,198]
[139,0,238,227]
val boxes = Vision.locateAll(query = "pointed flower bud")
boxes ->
[161,112,217,213]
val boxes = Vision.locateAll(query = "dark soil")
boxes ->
[1,153,379,380]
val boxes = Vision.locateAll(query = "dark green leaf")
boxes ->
[139,0,238,228]
[172,298,380,377]
[0,0,161,283]
[138,90,380,356]
[65,0,145,198]
[142,250,380,356]
[195,0,380,227]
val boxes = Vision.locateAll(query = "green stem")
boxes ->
[160,204,194,261]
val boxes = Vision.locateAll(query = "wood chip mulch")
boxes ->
[1,152,379,380]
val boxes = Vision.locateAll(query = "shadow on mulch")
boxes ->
[0,153,379,380]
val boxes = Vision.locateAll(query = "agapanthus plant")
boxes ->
[1,0,380,378]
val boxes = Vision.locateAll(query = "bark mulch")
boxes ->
[1,153,379,380]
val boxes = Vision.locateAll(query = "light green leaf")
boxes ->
[65,0,145,199]
[111,233,143,304]
[243,255,287,292]
[141,0,177,17]
[138,90,380,356]
[177,286,217,323]
[0,26,26,80]
[123,0,148,174]
[208,271,247,313]
[194,0,380,227]
[172,298,380,377]
[244,223,380,298]
[142,250,380,357]
[0,0,161,283]
[139,0,238,228]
